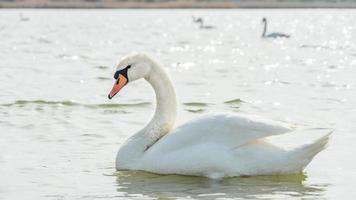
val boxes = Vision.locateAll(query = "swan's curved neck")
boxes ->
[262,20,267,37]
[144,61,177,143]
[116,59,177,169]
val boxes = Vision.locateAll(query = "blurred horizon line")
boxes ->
[2,0,356,9]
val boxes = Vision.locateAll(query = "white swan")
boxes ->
[108,54,330,178]
[262,17,290,38]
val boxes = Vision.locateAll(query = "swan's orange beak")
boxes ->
[108,74,128,99]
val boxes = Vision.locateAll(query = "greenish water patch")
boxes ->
[183,102,209,113]
[113,171,308,188]
[95,102,150,108]
[0,100,151,109]
[224,98,244,105]
[224,98,244,111]
[185,108,205,113]
[1,100,80,107]
[183,102,209,107]
[237,172,307,182]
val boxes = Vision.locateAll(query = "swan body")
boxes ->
[19,13,30,21]
[191,17,215,29]
[108,54,329,178]
[262,17,290,38]
[199,23,215,30]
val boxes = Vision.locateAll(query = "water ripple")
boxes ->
[0,100,151,109]
[223,98,244,105]
[183,102,210,113]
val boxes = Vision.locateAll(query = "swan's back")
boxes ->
[147,113,292,153]
[136,113,329,178]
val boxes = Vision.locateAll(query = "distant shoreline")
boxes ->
[2,1,356,9]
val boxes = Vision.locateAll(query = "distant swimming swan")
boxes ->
[19,13,30,22]
[108,53,330,178]
[262,17,290,38]
[192,16,215,29]
[192,16,203,24]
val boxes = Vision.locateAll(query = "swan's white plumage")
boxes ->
[111,53,330,178]
[144,113,293,154]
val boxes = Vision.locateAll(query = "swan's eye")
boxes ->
[113,65,131,80]
[114,71,120,79]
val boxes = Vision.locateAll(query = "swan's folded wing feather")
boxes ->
[147,113,294,153]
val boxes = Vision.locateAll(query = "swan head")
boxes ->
[108,54,152,99]
[262,17,266,23]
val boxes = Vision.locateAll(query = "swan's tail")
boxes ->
[291,130,332,171]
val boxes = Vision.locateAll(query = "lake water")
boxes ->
[1,9,356,200]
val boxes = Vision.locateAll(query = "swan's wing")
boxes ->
[147,113,294,153]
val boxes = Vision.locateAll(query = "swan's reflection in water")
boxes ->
[115,171,327,199]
